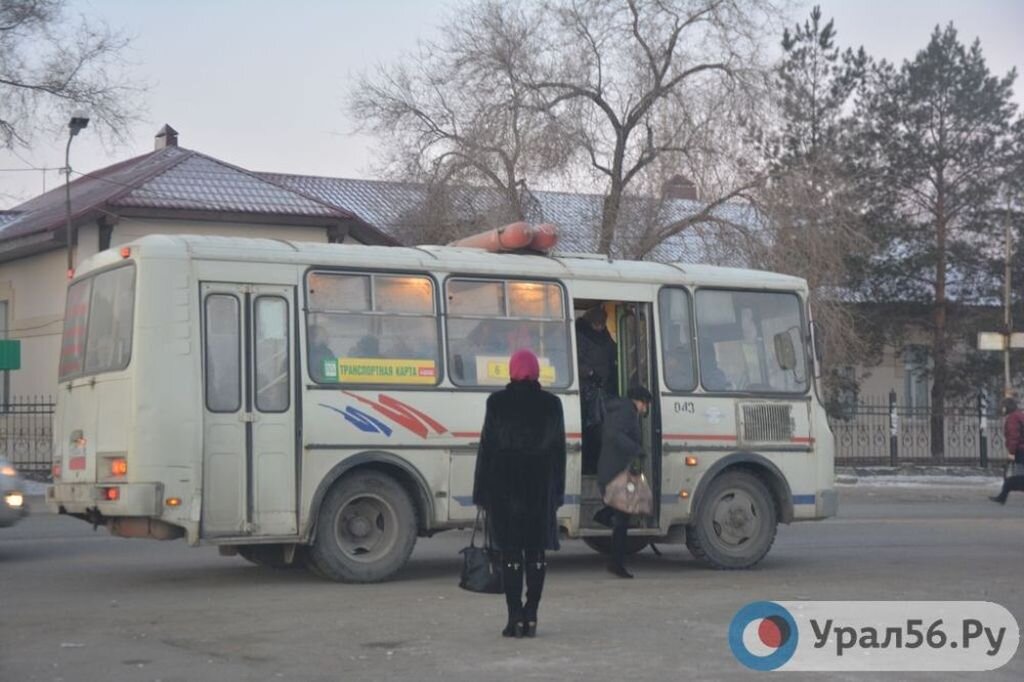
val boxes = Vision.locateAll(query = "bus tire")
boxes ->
[685,470,777,570]
[307,471,418,583]
[582,536,650,556]
[237,544,301,569]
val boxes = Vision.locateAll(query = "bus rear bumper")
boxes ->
[47,482,163,517]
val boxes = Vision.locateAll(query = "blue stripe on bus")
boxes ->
[792,494,816,505]
[453,495,582,507]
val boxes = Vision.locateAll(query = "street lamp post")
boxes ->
[64,114,90,278]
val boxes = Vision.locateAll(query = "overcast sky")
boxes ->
[1,0,1021,208]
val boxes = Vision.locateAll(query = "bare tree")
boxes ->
[350,1,570,224]
[520,0,781,253]
[0,0,144,148]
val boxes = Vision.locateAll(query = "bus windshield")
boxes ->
[58,265,136,381]
[695,289,808,394]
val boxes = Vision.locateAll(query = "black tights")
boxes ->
[501,549,546,619]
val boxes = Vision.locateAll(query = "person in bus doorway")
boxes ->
[473,349,566,638]
[991,397,1024,504]
[576,305,618,474]
[596,385,653,578]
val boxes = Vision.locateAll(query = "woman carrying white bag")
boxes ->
[595,386,654,578]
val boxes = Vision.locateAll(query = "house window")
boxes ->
[903,345,930,409]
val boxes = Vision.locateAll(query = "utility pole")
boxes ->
[1005,196,1013,398]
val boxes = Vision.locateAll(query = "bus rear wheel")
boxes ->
[582,536,650,556]
[686,470,777,570]
[307,471,418,583]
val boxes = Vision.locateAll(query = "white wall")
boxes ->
[0,248,67,398]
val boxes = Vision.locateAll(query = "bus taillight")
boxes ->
[110,458,128,476]
[103,487,120,501]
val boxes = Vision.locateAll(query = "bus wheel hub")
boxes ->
[347,516,372,538]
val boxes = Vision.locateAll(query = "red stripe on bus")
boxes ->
[791,436,815,444]
[663,433,737,441]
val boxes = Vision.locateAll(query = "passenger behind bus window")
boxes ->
[576,305,617,474]
[349,335,381,358]
[699,339,731,391]
[388,321,437,360]
[467,319,507,355]
[309,325,337,382]
[665,346,695,390]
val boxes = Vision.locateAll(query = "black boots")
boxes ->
[523,554,546,637]
[607,560,633,579]
[501,550,545,638]
[501,555,524,638]
[609,511,633,578]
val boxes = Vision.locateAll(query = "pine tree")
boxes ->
[849,24,1019,459]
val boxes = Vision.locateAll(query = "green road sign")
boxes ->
[0,339,20,370]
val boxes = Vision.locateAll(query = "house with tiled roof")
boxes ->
[0,126,396,398]
[262,172,760,266]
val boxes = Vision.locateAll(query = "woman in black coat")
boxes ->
[473,349,566,638]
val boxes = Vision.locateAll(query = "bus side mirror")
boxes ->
[774,332,797,371]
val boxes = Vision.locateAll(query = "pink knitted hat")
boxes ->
[508,349,540,382]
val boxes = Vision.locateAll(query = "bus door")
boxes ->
[200,283,298,538]
[616,302,661,528]
[575,300,660,530]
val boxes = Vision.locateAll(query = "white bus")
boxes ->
[47,235,836,581]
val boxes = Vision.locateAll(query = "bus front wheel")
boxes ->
[685,470,777,570]
[308,471,418,583]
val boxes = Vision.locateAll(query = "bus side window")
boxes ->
[254,296,289,412]
[658,288,697,392]
[205,295,241,412]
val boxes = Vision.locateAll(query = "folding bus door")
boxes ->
[200,283,298,538]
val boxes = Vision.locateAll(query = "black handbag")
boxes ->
[458,509,503,594]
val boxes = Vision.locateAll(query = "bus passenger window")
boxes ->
[254,296,289,412]
[205,295,241,412]
[305,272,440,385]
[657,288,697,392]
[446,278,570,388]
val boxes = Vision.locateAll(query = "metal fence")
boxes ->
[829,393,1005,466]
[0,396,54,478]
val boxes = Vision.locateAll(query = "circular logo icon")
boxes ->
[729,601,799,671]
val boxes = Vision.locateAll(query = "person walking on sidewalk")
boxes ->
[991,398,1024,504]
[473,349,566,638]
